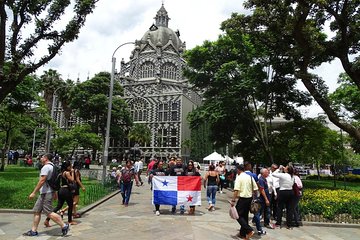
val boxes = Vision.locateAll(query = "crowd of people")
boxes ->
[23,153,302,239]
[231,162,303,239]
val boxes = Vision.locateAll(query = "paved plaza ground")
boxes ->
[1,176,359,240]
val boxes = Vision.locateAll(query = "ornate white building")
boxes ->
[117,4,201,160]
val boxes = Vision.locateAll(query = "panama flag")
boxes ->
[152,176,202,206]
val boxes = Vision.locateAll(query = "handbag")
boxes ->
[228,200,239,219]
[250,198,261,214]
[67,171,77,192]
[249,175,261,214]
[68,182,77,192]
[293,178,301,197]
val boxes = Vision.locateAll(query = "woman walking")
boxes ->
[203,164,219,211]
[61,161,85,219]
[117,160,140,206]
[215,161,226,193]
[44,160,76,227]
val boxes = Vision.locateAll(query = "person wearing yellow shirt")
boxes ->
[231,164,258,239]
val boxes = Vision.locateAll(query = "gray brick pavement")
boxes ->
[0,178,359,240]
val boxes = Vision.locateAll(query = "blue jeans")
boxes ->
[120,181,133,205]
[253,207,263,231]
[206,185,218,205]
[254,201,271,227]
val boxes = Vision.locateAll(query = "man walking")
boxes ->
[134,158,144,186]
[231,164,257,239]
[23,153,70,237]
[244,162,266,236]
[258,168,273,229]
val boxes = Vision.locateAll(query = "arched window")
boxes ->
[161,62,176,80]
[140,61,154,79]
[129,98,148,122]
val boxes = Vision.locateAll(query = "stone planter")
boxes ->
[303,214,360,224]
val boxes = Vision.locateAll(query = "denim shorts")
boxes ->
[33,192,54,216]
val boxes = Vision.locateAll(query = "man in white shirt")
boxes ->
[269,164,279,220]
[134,158,144,186]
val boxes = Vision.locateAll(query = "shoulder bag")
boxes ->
[250,175,261,214]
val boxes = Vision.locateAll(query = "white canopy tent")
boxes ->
[234,156,244,164]
[203,151,225,165]
[225,155,234,164]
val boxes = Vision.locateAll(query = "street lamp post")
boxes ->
[31,127,37,159]
[45,86,65,153]
[340,129,346,189]
[102,41,135,184]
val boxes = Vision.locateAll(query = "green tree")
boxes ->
[0,75,41,170]
[52,124,102,157]
[184,32,311,163]
[0,0,98,103]
[38,69,74,129]
[70,72,132,160]
[128,123,151,146]
[271,118,344,179]
[233,0,360,142]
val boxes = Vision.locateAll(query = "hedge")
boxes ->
[300,189,360,220]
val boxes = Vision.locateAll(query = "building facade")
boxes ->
[117,4,201,160]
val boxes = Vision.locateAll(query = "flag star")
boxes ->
[186,194,193,202]
[162,179,169,186]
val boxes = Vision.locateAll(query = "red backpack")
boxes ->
[121,168,133,183]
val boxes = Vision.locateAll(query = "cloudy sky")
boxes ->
[36,0,343,117]
[38,0,247,80]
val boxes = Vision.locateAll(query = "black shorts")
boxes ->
[73,185,80,196]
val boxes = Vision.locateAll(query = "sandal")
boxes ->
[44,220,51,228]
[73,213,81,218]
[59,210,64,219]
[69,221,78,225]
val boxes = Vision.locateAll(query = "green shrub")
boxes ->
[300,189,360,220]
[305,174,360,183]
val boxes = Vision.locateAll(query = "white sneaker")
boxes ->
[155,211,160,216]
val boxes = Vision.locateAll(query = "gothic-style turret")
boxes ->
[154,3,170,27]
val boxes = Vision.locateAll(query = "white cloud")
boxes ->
[37,0,246,80]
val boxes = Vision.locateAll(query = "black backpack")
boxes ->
[47,163,61,191]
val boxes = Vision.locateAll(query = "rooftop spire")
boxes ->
[154,3,170,27]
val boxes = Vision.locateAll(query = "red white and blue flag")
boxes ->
[152,176,202,206]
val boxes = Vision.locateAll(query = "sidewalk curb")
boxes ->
[1,191,359,229]
[0,190,120,216]
[301,221,360,229]
[78,190,120,216]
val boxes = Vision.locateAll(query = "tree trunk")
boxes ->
[316,160,321,180]
[0,149,5,171]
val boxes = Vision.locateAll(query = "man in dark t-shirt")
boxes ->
[168,158,185,213]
